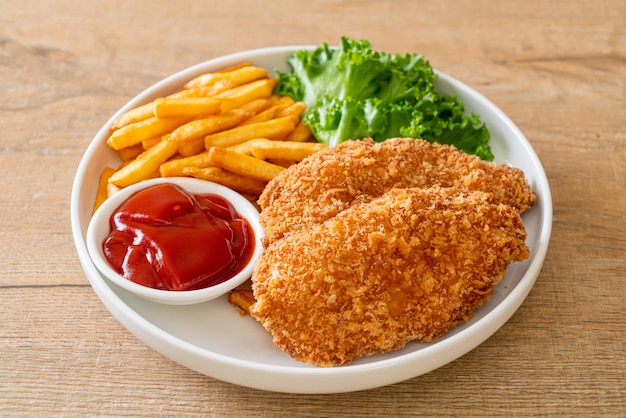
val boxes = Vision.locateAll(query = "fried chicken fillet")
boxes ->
[243,137,536,366]
[258,138,535,244]
[251,187,530,367]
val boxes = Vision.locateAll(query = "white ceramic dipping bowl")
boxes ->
[86,177,265,305]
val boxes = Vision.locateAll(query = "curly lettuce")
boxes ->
[275,36,493,160]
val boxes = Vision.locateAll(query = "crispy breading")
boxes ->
[250,187,530,367]
[258,138,535,244]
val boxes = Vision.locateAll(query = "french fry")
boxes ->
[107,182,122,199]
[169,109,253,144]
[93,167,116,213]
[153,97,222,118]
[227,289,256,316]
[205,116,296,148]
[250,139,327,161]
[276,101,307,122]
[218,78,278,112]
[183,166,267,196]
[143,169,161,180]
[238,97,277,114]
[159,151,213,177]
[111,102,154,131]
[108,138,178,187]
[239,96,294,126]
[106,116,191,150]
[107,160,129,196]
[207,146,285,182]
[286,121,313,142]
[237,105,280,126]
[177,138,205,157]
[226,138,269,156]
[141,135,162,150]
[184,65,269,90]
[117,143,144,161]
[234,97,277,116]
[174,79,236,99]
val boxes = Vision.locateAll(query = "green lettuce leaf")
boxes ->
[275,36,493,160]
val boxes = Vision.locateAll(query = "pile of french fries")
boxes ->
[93,62,327,213]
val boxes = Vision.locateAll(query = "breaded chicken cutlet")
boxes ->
[258,138,535,244]
[229,137,536,366]
[251,187,530,367]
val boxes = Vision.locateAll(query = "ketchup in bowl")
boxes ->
[102,183,255,291]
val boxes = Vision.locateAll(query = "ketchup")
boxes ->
[102,184,255,291]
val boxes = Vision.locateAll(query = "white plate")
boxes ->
[71,46,552,394]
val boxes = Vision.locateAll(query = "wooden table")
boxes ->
[2,0,624,415]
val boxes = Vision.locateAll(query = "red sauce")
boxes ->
[102,183,255,291]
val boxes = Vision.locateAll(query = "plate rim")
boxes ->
[70,45,553,394]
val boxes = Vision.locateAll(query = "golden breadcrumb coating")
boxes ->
[244,138,536,366]
[258,138,535,244]
[251,187,530,367]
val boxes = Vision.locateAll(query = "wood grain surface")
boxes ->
[1,0,624,416]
